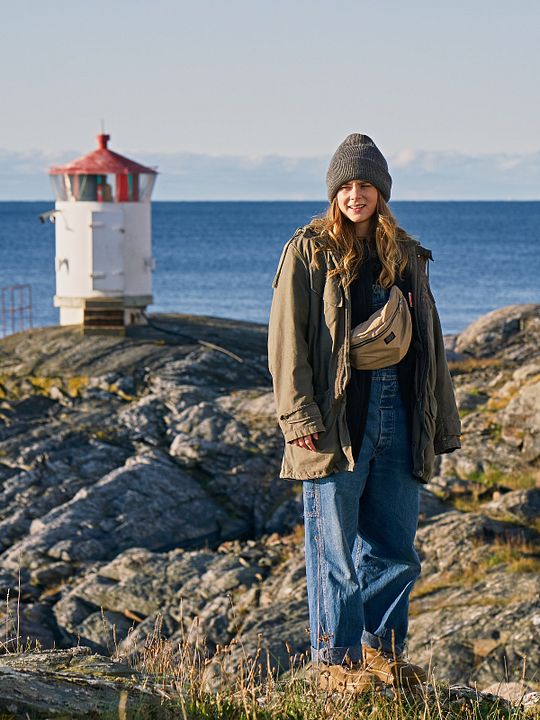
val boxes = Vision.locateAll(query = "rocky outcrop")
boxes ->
[454,304,540,360]
[410,510,540,686]
[0,647,161,718]
[0,307,539,693]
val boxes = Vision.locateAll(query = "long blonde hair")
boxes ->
[310,193,407,288]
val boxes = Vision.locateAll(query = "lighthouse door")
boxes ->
[90,211,125,292]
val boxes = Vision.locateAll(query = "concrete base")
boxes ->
[55,295,153,328]
[59,307,84,325]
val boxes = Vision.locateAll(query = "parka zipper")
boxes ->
[338,270,355,469]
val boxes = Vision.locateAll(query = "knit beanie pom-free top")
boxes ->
[326,133,392,202]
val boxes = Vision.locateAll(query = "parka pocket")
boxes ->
[282,404,340,479]
[310,269,344,308]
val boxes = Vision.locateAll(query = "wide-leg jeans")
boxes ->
[303,367,421,664]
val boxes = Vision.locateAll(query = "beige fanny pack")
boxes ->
[350,286,412,370]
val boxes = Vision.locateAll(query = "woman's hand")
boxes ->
[290,432,319,452]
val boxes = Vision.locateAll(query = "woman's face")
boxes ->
[336,180,378,234]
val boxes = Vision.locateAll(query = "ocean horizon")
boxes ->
[1,200,539,336]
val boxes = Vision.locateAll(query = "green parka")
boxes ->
[268,225,461,482]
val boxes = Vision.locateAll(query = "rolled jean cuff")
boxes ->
[311,645,362,665]
[362,630,404,657]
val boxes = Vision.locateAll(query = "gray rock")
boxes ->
[501,380,540,461]
[3,601,59,651]
[483,488,540,524]
[0,647,160,719]
[30,561,73,587]
[419,487,452,521]
[53,593,100,631]
[415,510,537,575]
[455,304,540,360]
[455,384,489,413]
[3,450,244,569]
[0,440,130,552]
[117,393,167,443]
[409,571,540,686]
[77,609,136,654]
[481,681,532,704]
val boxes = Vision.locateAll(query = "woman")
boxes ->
[268,134,461,693]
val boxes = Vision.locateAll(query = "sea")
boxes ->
[1,201,539,336]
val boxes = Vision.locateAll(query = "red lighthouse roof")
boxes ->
[49,134,157,176]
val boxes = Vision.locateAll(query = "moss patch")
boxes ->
[466,467,537,491]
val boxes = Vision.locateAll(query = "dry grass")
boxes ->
[441,463,538,515]
[116,615,535,720]
[451,496,484,513]
[448,358,503,375]
[485,396,513,412]
[483,537,540,574]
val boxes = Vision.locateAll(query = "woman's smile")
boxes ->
[337,180,378,232]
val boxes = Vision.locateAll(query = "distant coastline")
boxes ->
[1,146,540,202]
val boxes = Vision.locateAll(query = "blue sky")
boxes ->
[1,0,539,199]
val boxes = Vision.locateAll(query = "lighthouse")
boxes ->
[48,134,158,333]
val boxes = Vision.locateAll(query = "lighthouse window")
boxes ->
[66,175,78,200]
[77,175,98,201]
[139,174,157,202]
[50,175,68,201]
[50,171,156,202]
[128,174,139,201]
[49,174,97,201]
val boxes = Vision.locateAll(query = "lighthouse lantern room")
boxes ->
[48,134,158,333]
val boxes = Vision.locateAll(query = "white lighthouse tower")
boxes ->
[48,134,158,333]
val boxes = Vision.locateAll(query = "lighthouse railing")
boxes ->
[1,284,33,338]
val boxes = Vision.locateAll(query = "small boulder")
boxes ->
[500,380,540,460]
[455,305,540,360]
[483,487,540,523]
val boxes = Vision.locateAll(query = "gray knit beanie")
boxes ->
[326,133,392,202]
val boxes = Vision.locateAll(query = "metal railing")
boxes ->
[1,284,33,337]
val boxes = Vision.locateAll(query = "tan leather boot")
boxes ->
[363,645,427,687]
[317,662,377,694]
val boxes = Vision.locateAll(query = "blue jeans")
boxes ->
[303,368,421,664]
